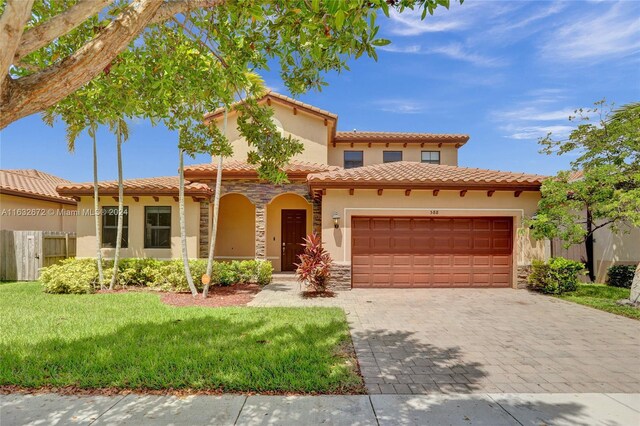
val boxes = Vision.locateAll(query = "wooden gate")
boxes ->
[0,230,76,281]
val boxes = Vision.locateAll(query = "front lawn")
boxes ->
[0,282,363,393]
[557,283,639,320]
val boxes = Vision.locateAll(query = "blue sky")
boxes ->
[1,0,639,182]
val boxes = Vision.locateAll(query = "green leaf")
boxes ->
[335,10,345,30]
[372,38,391,47]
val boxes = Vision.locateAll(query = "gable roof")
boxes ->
[0,169,76,205]
[333,131,469,146]
[307,161,545,191]
[184,159,340,181]
[203,91,338,123]
[56,176,212,198]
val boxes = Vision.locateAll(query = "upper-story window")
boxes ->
[145,206,171,248]
[421,151,441,164]
[383,151,403,163]
[344,151,363,169]
[102,206,129,248]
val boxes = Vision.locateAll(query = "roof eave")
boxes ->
[0,187,77,205]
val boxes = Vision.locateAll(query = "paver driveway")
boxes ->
[251,276,640,395]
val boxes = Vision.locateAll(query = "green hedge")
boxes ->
[528,257,585,295]
[41,258,273,294]
[606,265,636,289]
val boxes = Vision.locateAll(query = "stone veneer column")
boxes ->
[199,200,210,258]
[255,202,267,259]
[312,198,322,235]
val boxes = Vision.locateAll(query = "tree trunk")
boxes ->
[0,0,35,90]
[109,123,124,290]
[630,262,640,304]
[585,208,595,282]
[179,149,199,297]
[203,108,227,298]
[91,126,105,288]
[0,0,224,129]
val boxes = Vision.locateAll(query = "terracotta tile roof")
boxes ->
[56,176,212,197]
[204,91,338,122]
[333,131,469,145]
[567,170,584,182]
[0,169,76,204]
[184,159,340,181]
[307,161,545,190]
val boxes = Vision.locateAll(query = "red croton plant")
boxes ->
[295,232,333,292]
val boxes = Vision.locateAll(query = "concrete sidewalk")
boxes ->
[1,392,638,425]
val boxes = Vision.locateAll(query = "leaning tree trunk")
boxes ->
[91,125,105,288]
[179,148,199,297]
[203,108,227,298]
[585,208,595,282]
[630,262,640,304]
[109,123,124,290]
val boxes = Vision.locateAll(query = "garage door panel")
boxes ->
[352,216,513,288]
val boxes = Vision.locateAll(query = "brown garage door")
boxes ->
[352,216,513,288]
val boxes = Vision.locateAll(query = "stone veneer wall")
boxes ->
[329,263,352,291]
[199,200,210,258]
[516,265,531,289]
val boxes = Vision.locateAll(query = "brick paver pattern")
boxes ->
[250,275,640,395]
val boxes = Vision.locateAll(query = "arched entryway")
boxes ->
[214,193,256,260]
[266,193,312,271]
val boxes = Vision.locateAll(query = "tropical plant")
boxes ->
[295,232,333,292]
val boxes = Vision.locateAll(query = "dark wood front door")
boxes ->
[281,209,307,271]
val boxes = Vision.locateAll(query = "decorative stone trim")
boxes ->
[312,198,322,234]
[329,263,352,291]
[255,203,266,259]
[516,265,531,289]
[199,200,210,259]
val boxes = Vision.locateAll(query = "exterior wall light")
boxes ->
[332,212,340,229]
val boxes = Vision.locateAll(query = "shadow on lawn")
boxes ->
[0,315,363,394]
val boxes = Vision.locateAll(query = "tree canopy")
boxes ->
[1,0,459,128]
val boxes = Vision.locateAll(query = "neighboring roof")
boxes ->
[307,161,545,191]
[567,170,584,182]
[333,131,469,146]
[56,176,212,197]
[203,91,338,123]
[184,160,340,181]
[0,169,76,205]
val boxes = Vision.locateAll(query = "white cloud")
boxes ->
[386,5,471,36]
[539,1,640,63]
[373,99,427,114]
[429,43,506,67]
[379,41,505,67]
[493,106,575,122]
[504,125,574,140]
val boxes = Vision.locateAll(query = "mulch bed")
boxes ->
[161,284,261,307]
[301,290,336,298]
[97,284,262,307]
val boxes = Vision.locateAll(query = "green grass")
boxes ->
[0,282,363,393]
[557,283,640,320]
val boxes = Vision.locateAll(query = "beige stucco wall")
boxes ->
[266,193,313,271]
[213,103,330,165]
[214,193,255,259]
[327,143,458,168]
[0,194,76,232]
[593,224,640,283]
[75,196,200,259]
[321,189,545,287]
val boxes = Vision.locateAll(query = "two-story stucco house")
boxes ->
[58,92,549,289]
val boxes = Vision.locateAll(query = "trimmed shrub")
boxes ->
[256,260,273,286]
[40,258,273,294]
[41,258,99,294]
[606,265,636,288]
[528,257,585,294]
